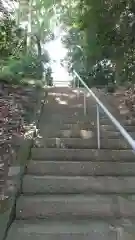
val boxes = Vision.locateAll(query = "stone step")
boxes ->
[23,176,135,194]
[6,220,117,240]
[45,129,135,139]
[60,123,135,133]
[100,131,135,139]
[100,118,135,126]
[101,125,135,132]
[16,194,135,219]
[59,123,95,130]
[43,129,95,138]
[51,112,133,125]
[47,117,96,126]
[56,117,97,124]
[60,117,135,127]
[44,138,130,149]
[44,108,85,115]
[31,148,135,162]
[27,160,135,176]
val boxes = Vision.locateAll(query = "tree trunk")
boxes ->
[114,58,124,84]
[27,0,32,49]
[35,35,42,57]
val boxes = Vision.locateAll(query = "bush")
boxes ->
[0,53,44,85]
[0,65,22,84]
[19,54,44,79]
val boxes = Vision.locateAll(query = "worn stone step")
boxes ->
[44,102,94,111]
[61,118,135,127]
[45,138,130,149]
[43,129,135,139]
[45,108,85,116]
[100,131,135,139]
[44,129,95,138]
[100,118,135,126]
[58,117,97,124]
[16,194,115,219]
[6,220,117,240]
[16,194,135,219]
[34,130,96,148]
[61,123,135,132]
[23,176,135,194]
[60,123,135,133]
[101,125,135,132]
[27,160,135,176]
[31,148,135,162]
[59,123,95,132]
[55,113,135,125]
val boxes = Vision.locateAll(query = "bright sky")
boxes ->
[1,1,71,86]
[45,27,72,86]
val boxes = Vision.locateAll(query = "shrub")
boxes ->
[0,53,44,85]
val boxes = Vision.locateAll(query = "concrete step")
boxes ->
[100,131,135,139]
[44,138,130,149]
[6,220,117,240]
[27,160,135,176]
[59,122,135,133]
[41,128,135,139]
[44,108,85,115]
[100,118,135,126]
[23,176,135,194]
[40,115,96,127]
[31,148,135,162]
[101,125,135,132]
[42,129,95,138]
[52,114,135,126]
[47,129,135,139]
[48,86,72,91]
[60,117,135,127]
[16,194,135,219]
[60,123,135,132]
[57,117,97,124]
[59,122,94,130]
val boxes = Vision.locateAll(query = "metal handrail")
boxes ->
[73,70,135,151]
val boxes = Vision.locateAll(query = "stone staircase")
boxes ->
[6,87,135,239]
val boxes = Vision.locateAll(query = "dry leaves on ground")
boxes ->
[0,83,38,196]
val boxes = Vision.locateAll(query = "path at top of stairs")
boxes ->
[6,87,135,240]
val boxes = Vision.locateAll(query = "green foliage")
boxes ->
[0,17,25,58]
[90,61,115,87]
[0,53,44,84]
[18,54,44,79]
[0,1,52,86]
[60,0,135,88]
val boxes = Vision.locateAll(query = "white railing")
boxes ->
[73,70,135,151]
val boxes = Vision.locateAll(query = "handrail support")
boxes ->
[96,104,100,149]
[84,92,87,116]
[73,69,135,152]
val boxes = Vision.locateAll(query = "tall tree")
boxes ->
[59,0,135,86]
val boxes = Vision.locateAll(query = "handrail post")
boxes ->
[97,104,100,149]
[73,77,76,88]
[77,78,79,99]
[73,69,135,152]
[84,91,86,115]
